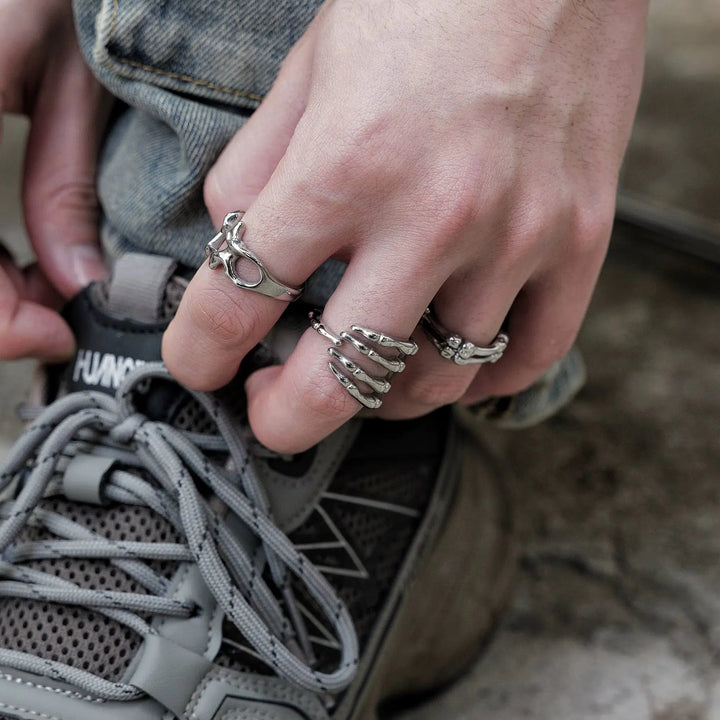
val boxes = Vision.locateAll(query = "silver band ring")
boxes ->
[309,311,417,409]
[205,211,304,301]
[420,307,509,365]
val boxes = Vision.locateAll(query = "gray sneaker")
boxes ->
[0,254,514,720]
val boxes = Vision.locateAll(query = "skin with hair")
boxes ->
[0,0,648,452]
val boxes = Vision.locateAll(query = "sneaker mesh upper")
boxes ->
[0,263,448,702]
[0,501,182,681]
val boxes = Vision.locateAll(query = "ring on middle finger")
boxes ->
[308,310,418,409]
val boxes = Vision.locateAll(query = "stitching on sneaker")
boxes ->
[0,673,105,704]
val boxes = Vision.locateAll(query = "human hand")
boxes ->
[0,0,111,361]
[163,0,648,453]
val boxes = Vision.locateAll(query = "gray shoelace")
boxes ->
[0,363,358,700]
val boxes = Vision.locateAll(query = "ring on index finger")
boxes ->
[205,211,305,301]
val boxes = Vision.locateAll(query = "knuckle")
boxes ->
[313,131,382,191]
[25,177,99,219]
[403,177,486,268]
[569,200,614,260]
[502,187,614,271]
[185,283,263,347]
[513,196,558,249]
[304,110,408,198]
[203,170,225,218]
[203,169,248,221]
[402,371,473,409]
[429,185,483,252]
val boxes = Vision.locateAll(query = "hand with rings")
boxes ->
[162,0,649,453]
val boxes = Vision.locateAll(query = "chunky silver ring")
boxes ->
[205,211,304,301]
[420,307,509,365]
[309,311,417,409]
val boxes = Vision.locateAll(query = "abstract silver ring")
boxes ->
[309,310,418,409]
[420,307,508,366]
[205,211,304,301]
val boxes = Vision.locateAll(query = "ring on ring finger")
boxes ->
[420,307,509,365]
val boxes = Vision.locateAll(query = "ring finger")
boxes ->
[375,263,522,420]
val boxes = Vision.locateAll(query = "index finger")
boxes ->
[161,209,331,390]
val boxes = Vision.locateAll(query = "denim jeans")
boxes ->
[73,0,342,304]
[72,0,585,426]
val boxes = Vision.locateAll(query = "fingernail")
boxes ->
[68,244,108,288]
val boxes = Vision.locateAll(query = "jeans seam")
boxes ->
[107,0,265,103]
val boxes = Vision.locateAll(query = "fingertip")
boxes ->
[246,365,310,453]
[67,244,108,290]
[35,334,77,363]
[245,364,282,400]
[44,243,108,297]
[161,319,241,391]
[34,325,77,363]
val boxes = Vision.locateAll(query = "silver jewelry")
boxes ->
[328,364,383,410]
[327,348,392,395]
[420,307,509,365]
[339,332,408,374]
[309,312,417,409]
[205,211,304,301]
[348,326,419,357]
[308,309,343,346]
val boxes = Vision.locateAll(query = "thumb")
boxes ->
[22,41,112,298]
[203,20,317,225]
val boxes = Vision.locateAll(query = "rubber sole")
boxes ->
[352,424,516,720]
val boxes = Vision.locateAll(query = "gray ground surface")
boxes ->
[1,2,718,718]
[401,235,720,720]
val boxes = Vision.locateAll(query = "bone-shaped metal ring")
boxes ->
[205,211,304,301]
[309,311,416,409]
[420,307,508,365]
[327,348,392,395]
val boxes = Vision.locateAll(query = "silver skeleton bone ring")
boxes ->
[420,307,509,365]
[309,310,418,409]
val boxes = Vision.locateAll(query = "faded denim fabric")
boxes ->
[72,0,342,304]
[72,0,585,426]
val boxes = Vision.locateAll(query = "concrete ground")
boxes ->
[1,2,719,718]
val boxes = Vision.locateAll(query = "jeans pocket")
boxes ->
[93,0,323,110]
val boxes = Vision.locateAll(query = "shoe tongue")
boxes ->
[61,254,180,396]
